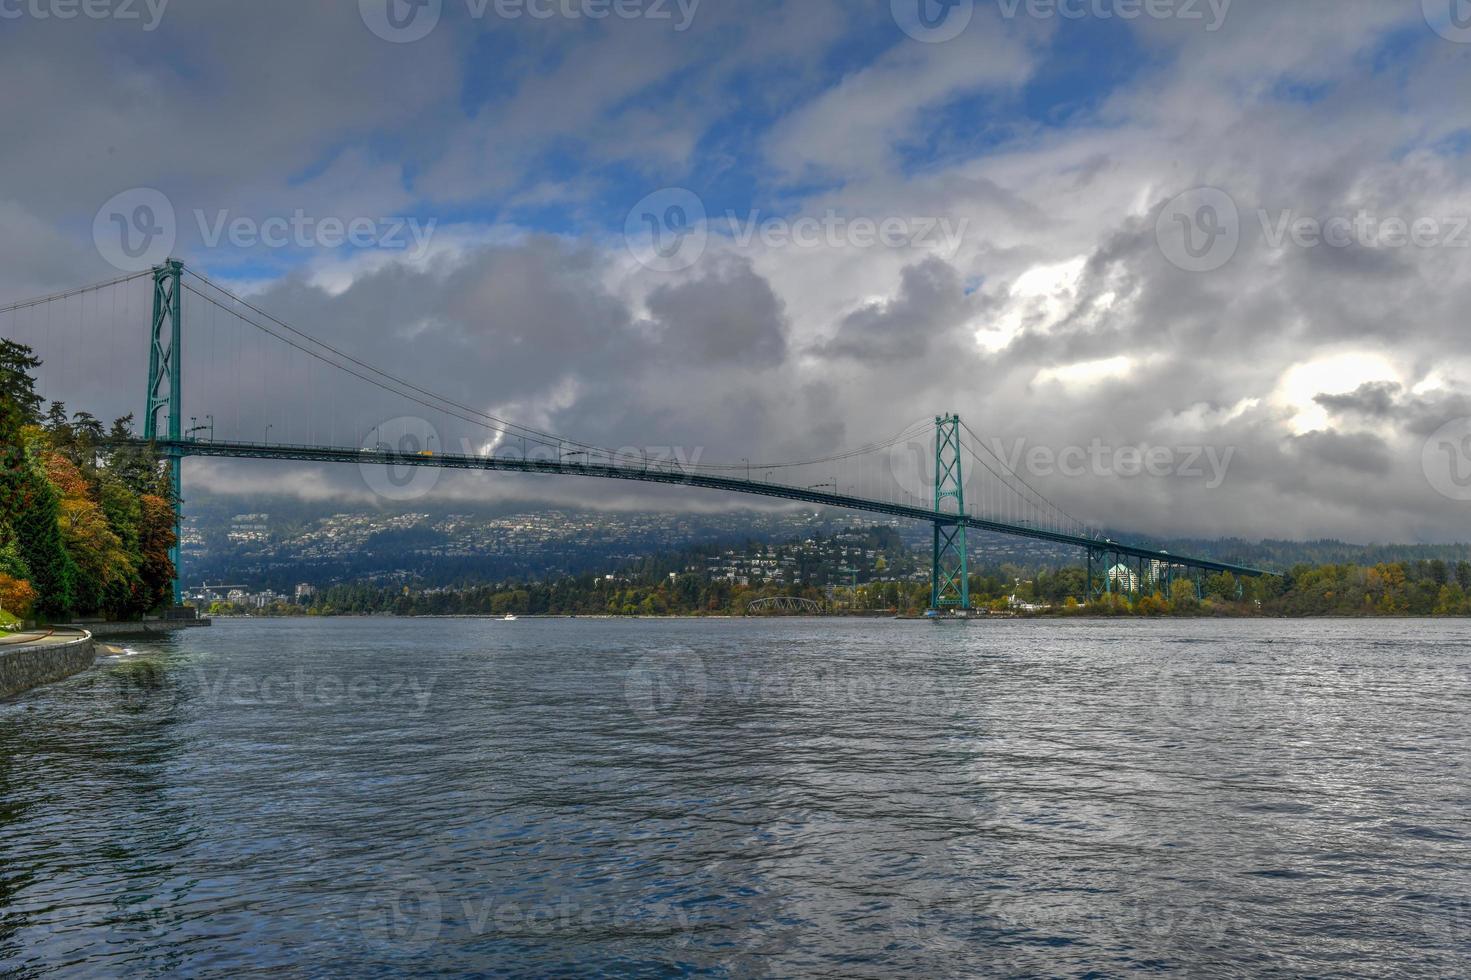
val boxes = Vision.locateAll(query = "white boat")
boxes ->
[503,614,518,621]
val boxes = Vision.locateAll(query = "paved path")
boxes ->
[0,628,87,649]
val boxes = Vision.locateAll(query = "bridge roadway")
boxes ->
[137,439,1273,579]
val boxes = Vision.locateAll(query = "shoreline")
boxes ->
[197,611,1471,622]
[0,630,96,700]
[58,619,213,639]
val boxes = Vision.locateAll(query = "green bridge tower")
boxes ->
[930,414,970,612]
[144,259,184,607]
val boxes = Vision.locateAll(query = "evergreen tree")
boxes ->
[0,339,43,429]
[7,456,76,619]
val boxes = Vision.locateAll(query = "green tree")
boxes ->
[0,339,43,429]
[1169,578,1200,614]
[6,456,76,619]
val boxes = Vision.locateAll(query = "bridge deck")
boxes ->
[135,439,1274,579]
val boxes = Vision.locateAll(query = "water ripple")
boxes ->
[1,617,1468,977]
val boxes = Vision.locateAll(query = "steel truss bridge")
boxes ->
[6,260,1274,609]
[747,597,825,616]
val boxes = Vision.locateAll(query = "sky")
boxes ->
[3,0,1471,543]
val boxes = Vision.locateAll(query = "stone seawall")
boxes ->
[61,620,211,638]
[0,633,96,700]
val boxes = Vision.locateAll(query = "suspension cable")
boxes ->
[0,270,152,317]
[180,275,939,479]
[958,419,1094,536]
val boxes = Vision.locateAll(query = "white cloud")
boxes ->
[6,1,1471,543]
[1274,351,1402,435]
[1033,355,1137,389]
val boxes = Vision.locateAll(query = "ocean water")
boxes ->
[1,617,1467,977]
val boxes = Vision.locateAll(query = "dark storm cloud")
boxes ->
[1288,430,1394,477]
[644,256,789,368]
[1315,382,1403,419]
[4,1,1471,542]
[820,257,969,362]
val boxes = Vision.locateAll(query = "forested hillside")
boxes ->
[0,339,176,624]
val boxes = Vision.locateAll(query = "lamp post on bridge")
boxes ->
[186,415,214,443]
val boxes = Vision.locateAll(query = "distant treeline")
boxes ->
[210,556,1471,618]
[1147,537,1471,570]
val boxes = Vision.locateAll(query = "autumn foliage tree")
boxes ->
[44,451,131,615]
[0,340,175,621]
[0,573,37,618]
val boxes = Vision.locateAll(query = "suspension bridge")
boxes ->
[1,260,1272,612]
